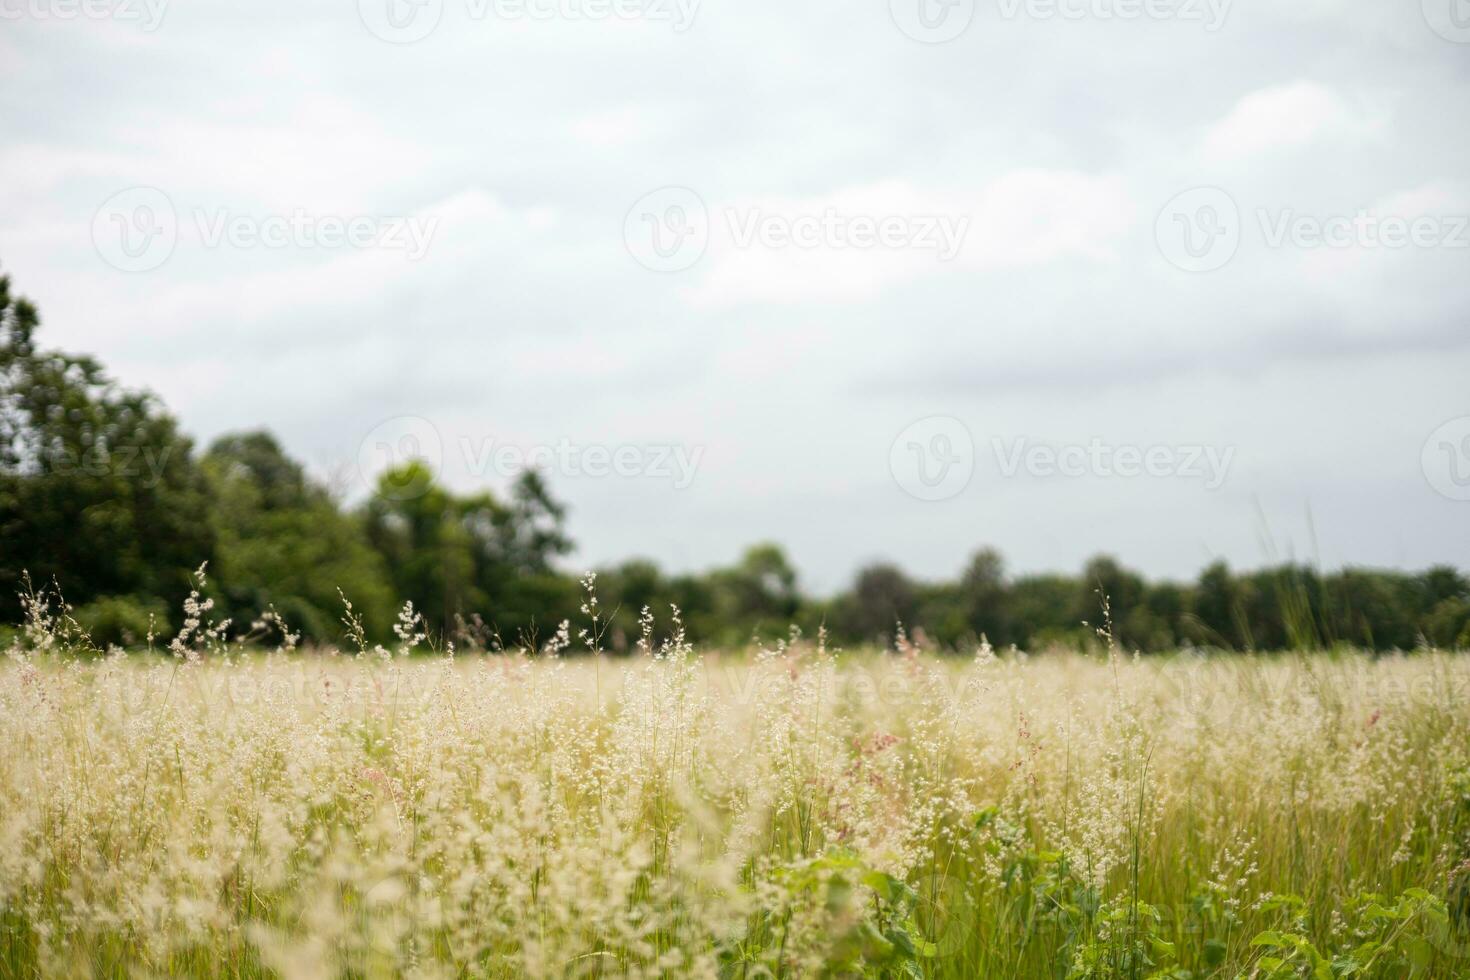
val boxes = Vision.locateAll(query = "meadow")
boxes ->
[2,589,1470,978]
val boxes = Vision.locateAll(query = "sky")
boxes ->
[2,0,1468,593]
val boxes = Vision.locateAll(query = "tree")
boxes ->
[838,563,918,643]
[361,463,577,641]
[959,547,1011,644]
[455,473,575,646]
[704,543,801,642]
[203,431,396,641]
[1009,574,1086,650]
[1191,561,1249,649]
[0,271,214,612]
[362,462,480,635]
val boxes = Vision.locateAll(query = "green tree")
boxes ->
[456,474,576,646]
[203,431,395,641]
[361,464,576,642]
[1190,561,1251,649]
[701,543,801,643]
[837,562,918,644]
[0,271,213,614]
[362,462,480,636]
[1009,574,1085,650]
[959,547,1011,645]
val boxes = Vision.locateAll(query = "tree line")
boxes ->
[3,270,1468,653]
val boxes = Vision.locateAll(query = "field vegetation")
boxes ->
[2,577,1469,978]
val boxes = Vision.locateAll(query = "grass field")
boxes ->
[3,608,1470,977]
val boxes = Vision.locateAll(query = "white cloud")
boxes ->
[1374,181,1470,217]
[570,107,653,147]
[1201,81,1375,161]
[0,145,145,200]
[136,94,437,213]
[3,0,1468,586]
[687,172,1130,308]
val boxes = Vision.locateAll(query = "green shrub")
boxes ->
[72,596,171,649]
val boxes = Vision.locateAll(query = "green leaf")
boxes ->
[857,920,895,962]
[826,873,852,913]
[887,926,917,958]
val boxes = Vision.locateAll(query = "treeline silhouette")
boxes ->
[3,270,1468,652]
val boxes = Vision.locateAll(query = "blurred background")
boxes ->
[2,0,1468,650]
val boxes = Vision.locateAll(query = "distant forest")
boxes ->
[3,270,1468,653]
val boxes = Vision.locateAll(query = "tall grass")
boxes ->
[2,592,1469,977]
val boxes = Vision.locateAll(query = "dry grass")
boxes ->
[2,606,1470,977]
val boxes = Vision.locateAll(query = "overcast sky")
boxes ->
[2,0,1468,592]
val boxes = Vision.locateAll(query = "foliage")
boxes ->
[0,271,214,610]
[70,594,171,649]
[203,431,397,640]
[1,266,1466,654]
[4,603,1470,977]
